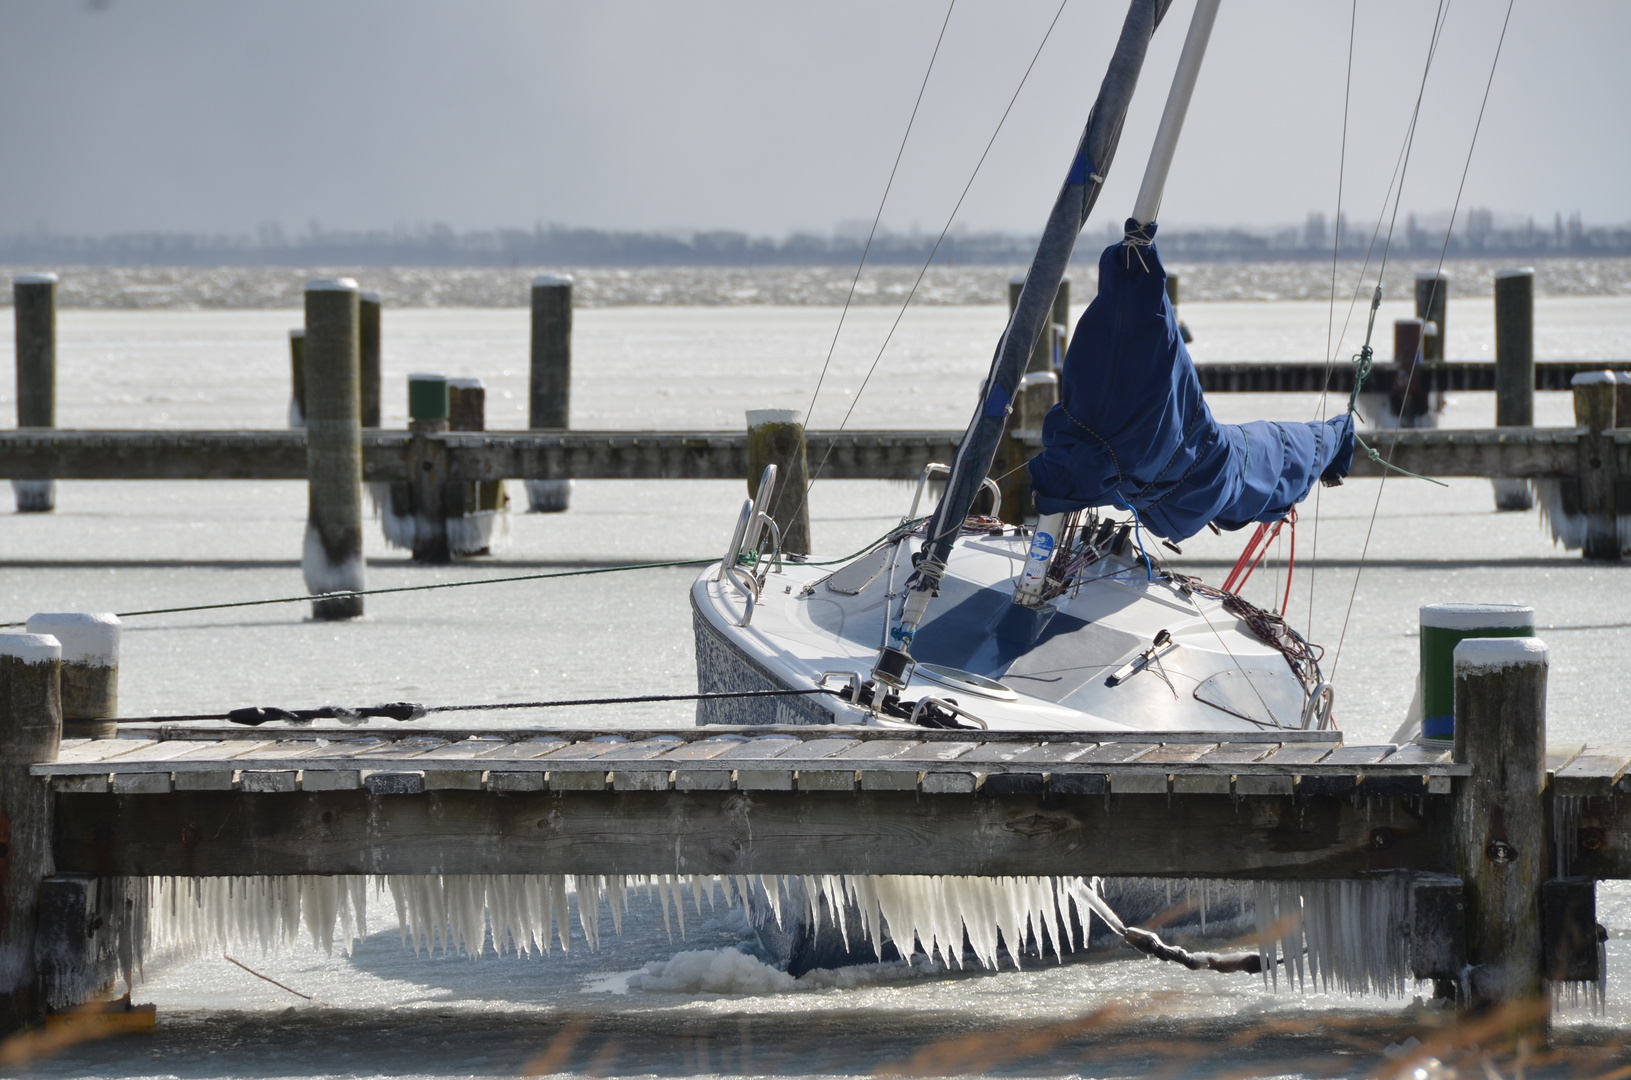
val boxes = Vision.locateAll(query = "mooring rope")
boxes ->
[110,687,845,726]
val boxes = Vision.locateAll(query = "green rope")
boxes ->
[1353,432,1449,487]
[1341,284,1446,487]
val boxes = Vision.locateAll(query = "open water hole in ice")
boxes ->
[3,302,1631,1076]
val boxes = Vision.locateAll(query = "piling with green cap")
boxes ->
[1419,603,1534,739]
[405,373,451,563]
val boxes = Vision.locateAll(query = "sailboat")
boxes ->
[692,0,1355,738]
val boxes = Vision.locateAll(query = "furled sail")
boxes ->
[1027,223,1354,542]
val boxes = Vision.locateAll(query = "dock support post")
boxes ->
[1008,273,1070,374]
[408,373,451,564]
[746,409,810,556]
[302,278,366,619]
[1453,636,1547,1026]
[23,614,118,740]
[1493,269,1535,510]
[527,274,573,513]
[1165,273,1191,344]
[359,291,382,429]
[1415,270,1449,362]
[0,633,63,1033]
[287,328,307,429]
[1572,372,1620,561]
[11,273,58,513]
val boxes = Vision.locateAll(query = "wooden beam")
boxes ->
[51,789,1452,879]
[3,427,1624,483]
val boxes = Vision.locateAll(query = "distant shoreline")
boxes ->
[3,258,1628,310]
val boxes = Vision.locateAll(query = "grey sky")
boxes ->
[2,0,1626,239]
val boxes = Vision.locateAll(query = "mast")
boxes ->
[1131,0,1220,226]
[870,0,1207,691]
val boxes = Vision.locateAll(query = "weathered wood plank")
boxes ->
[1195,742,1279,765]
[1319,745,1398,767]
[1553,746,1631,798]
[1071,743,1156,764]
[51,789,1454,879]
[1139,743,1218,764]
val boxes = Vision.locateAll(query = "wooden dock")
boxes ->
[0,425,1621,483]
[40,724,1479,880]
[0,630,1620,1032]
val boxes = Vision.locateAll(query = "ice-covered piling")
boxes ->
[446,378,508,555]
[1493,268,1536,510]
[301,278,366,619]
[1415,269,1449,362]
[1453,636,1548,1021]
[0,633,63,1031]
[1535,372,1625,558]
[359,290,382,429]
[286,328,307,428]
[746,409,811,556]
[24,612,119,738]
[526,273,573,513]
[11,273,58,513]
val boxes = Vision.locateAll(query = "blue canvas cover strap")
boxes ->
[1028,223,1354,541]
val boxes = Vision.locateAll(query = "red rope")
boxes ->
[1281,510,1297,616]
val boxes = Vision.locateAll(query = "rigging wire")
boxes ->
[801,0,1072,506]
[1331,0,1515,681]
[0,520,920,627]
[1305,0,1360,643]
[797,1,956,440]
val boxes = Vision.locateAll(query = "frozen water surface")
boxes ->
[3,298,1631,1077]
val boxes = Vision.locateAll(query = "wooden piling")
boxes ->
[408,373,451,563]
[1572,372,1620,561]
[1390,318,1432,424]
[746,409,810,556]
[12,273,57,512]
[1165,273,1191,344]
[287,328,306,429]
[1009,273,1070,374]
[448,378,506,556]
[23,614,118,739]
[302,279,366,618]
[1493,269,1535,510]
[1452,636,1547,1021]
[359,291,382,429]
[0,632,63,1032]
[527,274,573,513]
[1415,270,1450,362]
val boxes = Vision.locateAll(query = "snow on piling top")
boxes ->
[448,377,483,390]
[532,274,573,288]
[289,328,305,339]
[746,408,800,427]
[359,289,381,304]
[24,613,119,666]
[305,277,359,292]
[1420,603,1533,631]
[1454,636,1547,674]
[1414,269,1450,281]
[1495,267,1535,279]
[0,633,62,665]
[13,272,59,285]
[1571,371,1619,386]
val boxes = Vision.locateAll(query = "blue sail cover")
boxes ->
[1029,224,1354,541]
